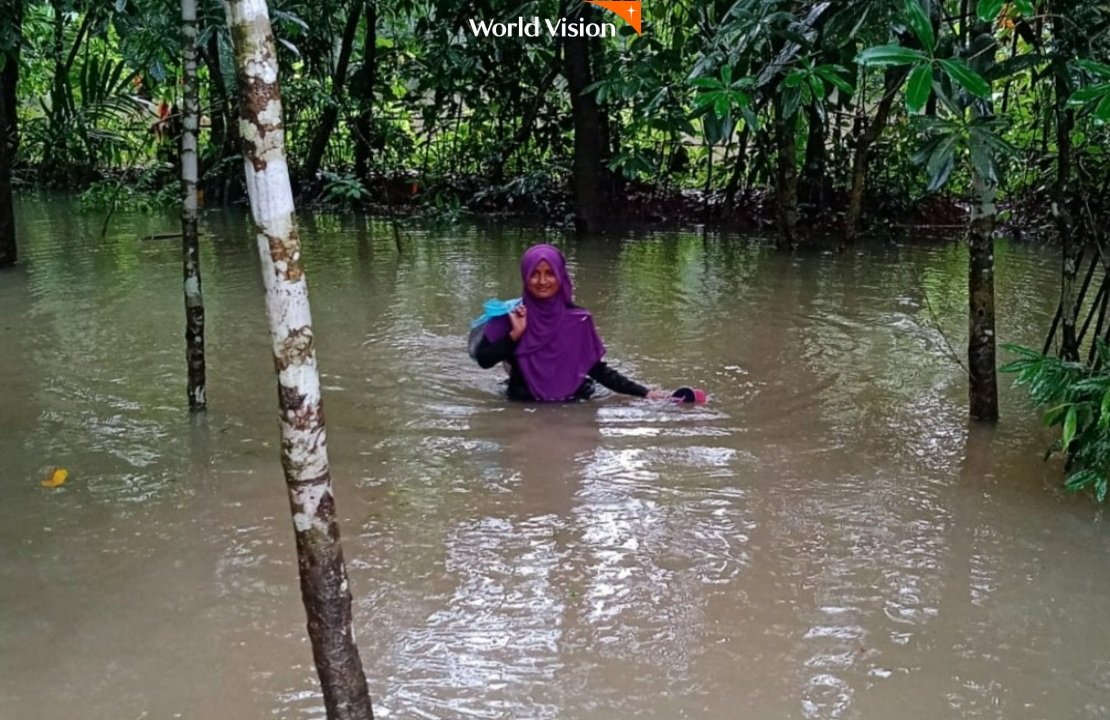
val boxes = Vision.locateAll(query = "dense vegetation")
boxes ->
[0,0,1107,237]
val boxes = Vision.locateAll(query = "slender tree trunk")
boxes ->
[301,2,361,184]
[0,0,22,268]
[564,4,606,233]
[1052,10,1080,361]
[492,49,560,183]
[203,32,243,202]
[773,97,798,249]
[845,68,906,241]
[353,0,377,181]
[968,167,999,421]
[223,2,374,718]
[202,34,227,179]
[967,25,999,422]
[801,103,826,213]
[181,0,206,409]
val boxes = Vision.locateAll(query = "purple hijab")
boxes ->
[484,244,605,401]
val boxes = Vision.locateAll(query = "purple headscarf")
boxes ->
[484,244,605,401]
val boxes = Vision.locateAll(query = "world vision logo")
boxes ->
[584,1,642,35]
[466,1,642,38]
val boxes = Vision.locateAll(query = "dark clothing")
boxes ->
[475,335,649,401]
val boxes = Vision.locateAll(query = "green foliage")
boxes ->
[1001,343,1110,502]
[6,0,1109,220]
[1069,60,1110,124]
[77,170,177,213]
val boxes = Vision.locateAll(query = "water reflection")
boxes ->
[5,199,1110,720]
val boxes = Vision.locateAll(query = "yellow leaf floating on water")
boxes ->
[41,468,68,488]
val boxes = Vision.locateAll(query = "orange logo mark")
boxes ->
[584,1,642,34]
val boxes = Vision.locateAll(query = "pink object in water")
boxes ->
[670,387,707,404]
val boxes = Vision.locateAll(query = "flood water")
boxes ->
[2,197,1109,720]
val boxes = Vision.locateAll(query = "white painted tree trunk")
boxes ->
[223,1,374,718]
[182,0,206,409]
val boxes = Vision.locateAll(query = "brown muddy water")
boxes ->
[2,198,1109,720]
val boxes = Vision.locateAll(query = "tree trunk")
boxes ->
[800,103,826,213]
[0,0,21,268]
[202,34,227,175]
[563,4,606,234]
[1052,11,1080,361]
[773,97,798,249]
[301,2,362,184]
[203,32,242,202]
[968,167,999,421]
[353,0,377,181]
[491,50,560,183]
[845,68,906,241]
[181,0,206,409]
[223,2,375,718]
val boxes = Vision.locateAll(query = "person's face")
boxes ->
[527,260,560,300]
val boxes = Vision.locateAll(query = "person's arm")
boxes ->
[474,334,517,369]
[588,361,650,397]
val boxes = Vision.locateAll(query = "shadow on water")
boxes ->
[3,197,1110,720]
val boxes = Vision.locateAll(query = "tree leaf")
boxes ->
[1099,388,1110,429]
[925,135,958,191]
[976,0,1005,22]
[1012,0,1035,16]
[906,63,933,113]
[1075,60,1110,79]
[1094,92,1110,123]
[815,66,855,95]
[1067,85,1110,105]
[690,77,722,89]
[1062,405,1078,449]
[905,0,936,53]
[856,45,928,67]
[969,140,996,184]
[939,58,991,99]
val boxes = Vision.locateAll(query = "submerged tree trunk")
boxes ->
[182,0,206,409]
[223,1,374,718]
[301,2,361,184]
[563,4,606,233]
[967,24,999,422]
[0,0,22,268]
[968,167,999,421]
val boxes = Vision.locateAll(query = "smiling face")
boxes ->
[527,259,561,301]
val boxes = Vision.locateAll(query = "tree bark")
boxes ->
[564,4,606,233]
[773,97,798,249]
[203,31,241,200]
[844,68,906,241]
[181,0,206,409]
[1052,10,1080,361]
[800,102,826,213]
[967,24,999,422]
[968,167,999,421]
[353,0,377,181]
[223,2,374,718]
[301,1,362,184]
[0,0,22,268]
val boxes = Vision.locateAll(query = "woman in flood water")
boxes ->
[474,243,671,402]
